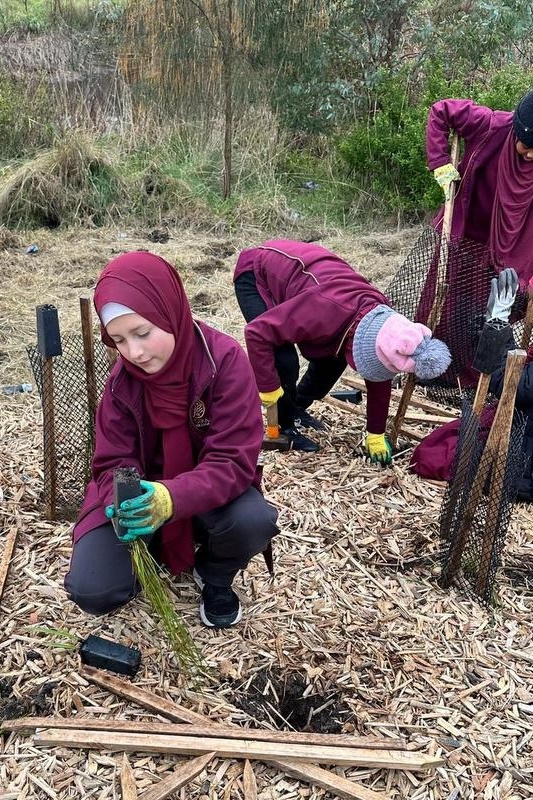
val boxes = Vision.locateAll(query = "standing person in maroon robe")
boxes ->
[427,90,533,285]
[416,91,533,388]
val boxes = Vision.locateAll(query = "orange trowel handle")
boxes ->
[266,403,280,439]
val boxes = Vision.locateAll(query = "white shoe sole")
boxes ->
[199,600,242,628]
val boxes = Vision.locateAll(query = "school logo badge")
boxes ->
[191,399,210,430]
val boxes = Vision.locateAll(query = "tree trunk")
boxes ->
[222,0,234,198]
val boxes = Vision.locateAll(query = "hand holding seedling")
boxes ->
[106,480,173,539]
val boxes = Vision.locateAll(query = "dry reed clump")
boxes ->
[0,131,122,228]
[0,225,22,249]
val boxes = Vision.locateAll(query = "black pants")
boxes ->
[235,271,347,428]
[64,486,279,616]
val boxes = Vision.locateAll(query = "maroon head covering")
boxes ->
[490,130,533,286]
[94,251,195,573]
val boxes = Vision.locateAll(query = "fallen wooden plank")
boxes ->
[0,525,19,603]
[34,728,443,771]
[341,376,459,418]
[121,754,138,799]
[138,753,215,800]
[274,758,389,800]
[4,716,406,751]
[78,666,393,799]
[79,665,207,725]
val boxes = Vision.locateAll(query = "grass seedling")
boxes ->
[130,538,205,677]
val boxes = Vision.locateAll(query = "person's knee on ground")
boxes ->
[64,523,139,615]
[195,487,278,586]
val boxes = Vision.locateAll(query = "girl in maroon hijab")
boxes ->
[65,252,278,628]
[427,90,533,285]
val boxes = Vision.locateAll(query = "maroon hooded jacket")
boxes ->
[73,320,263,549]
[233,240,389,393]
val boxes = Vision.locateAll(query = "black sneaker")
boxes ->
[282,427,320,452]
[200,582,242,628]
[294,408,326,431]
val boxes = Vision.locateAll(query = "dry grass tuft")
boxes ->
[0,131,120,228]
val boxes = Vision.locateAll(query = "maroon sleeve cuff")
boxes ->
[365,379,392,434]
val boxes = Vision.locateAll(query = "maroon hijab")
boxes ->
[94,251,195,573]
[490,130,533,286]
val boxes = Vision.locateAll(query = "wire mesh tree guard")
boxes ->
[27,299,113,521]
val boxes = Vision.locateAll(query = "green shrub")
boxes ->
[337,64,533,219]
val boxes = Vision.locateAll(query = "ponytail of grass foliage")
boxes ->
[129,538,206,679]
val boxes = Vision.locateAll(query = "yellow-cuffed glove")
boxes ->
[433,163,460,201]
[365,433,393,466]
[259,386,284,407]
[106,480,173,541]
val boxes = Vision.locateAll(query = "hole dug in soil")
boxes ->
[227,668,352,733]
[0,677,57,722]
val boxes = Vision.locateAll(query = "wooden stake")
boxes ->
[243,760,258,800]
[0,526,19,603]
[5,715,406,751]
[36,304,62,521]
[34,728,442,771]
[441,350,525,588]
[475,350,526,597]
[389,132,460,447]
[41,355,57,520]
[80,296,98,430]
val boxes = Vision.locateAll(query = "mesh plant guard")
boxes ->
[27,335,111,520]
[438,397,526,606]
[385,228,528,406]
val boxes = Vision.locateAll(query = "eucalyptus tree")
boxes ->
[121,0,331,197]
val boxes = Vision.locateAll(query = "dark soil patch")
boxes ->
[190,292,219,313]
[227,668,352,733]
[0,678,57,722]
[202,242,236,259]
[147,229,170,244]
[192,257,226,275]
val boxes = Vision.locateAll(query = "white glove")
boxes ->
[486,268,519,323]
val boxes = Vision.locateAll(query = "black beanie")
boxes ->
[513,90,533,148]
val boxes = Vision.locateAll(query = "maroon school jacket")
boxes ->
[233,240,389,392]
[73,320,263,545]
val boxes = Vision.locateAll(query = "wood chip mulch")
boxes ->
[1,226,533,799]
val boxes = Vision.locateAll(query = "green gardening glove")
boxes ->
[433,163,460,201]
[106,480,173,541]
[365,433,393,466]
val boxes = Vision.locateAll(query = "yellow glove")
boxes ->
[259,387,284,407]
[109,480,173,540]
[365,433,393,465]
[433,163,460,201]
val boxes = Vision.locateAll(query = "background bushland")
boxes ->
[0,0,532,231]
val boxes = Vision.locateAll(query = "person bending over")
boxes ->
[234,239,451,459]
